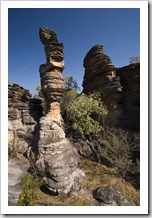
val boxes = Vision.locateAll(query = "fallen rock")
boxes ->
[93,186,135,206]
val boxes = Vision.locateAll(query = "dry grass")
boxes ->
[34,159,139,206]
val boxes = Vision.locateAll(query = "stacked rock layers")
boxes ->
[82,45,140,131]
[83,45,122,108]
[36,27,84,194]
[116,63,140,106]
[8,84,42,155]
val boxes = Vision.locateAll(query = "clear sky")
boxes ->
[8,8,140,95]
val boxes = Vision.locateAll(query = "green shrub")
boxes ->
[18,173,44,206]
[66,93,108,135]
[60,89,78,115]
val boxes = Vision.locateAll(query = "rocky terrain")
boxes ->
[8,28,140,206]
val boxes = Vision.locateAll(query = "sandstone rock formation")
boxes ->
[116,63,140,106]
[83,45,122,108]
[36,27,84,194]
[82,45,140,131]
[8,84,43,156]
[8,159,29,205]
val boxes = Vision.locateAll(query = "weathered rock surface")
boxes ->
[36,27,84,194]
[116,63,140,106]
[93,186,135,206]
[8,84,43,155]
[39,27,65,113]
[82,45,140,131]
[8,159,29,205]
[83,45,122,108]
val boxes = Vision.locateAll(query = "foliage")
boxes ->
[36,85,43,98]
[66,93,108,135]
[18,173,44,206]
[129,56,140,64]
[64,74,80,93]
[60,89,78,115]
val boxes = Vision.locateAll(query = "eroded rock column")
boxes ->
[82,45,122,108]
[36,27,84,194]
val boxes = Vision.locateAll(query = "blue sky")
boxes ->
[8,8,140,95]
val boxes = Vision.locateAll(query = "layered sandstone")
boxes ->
[82,45,140,131]
[36,27,84,194]
[8,84,43,156]
[83,45,122,108]
[116,63,140,106]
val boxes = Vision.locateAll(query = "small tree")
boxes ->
[35,85,43,98]
[66,93,108,135]
[64,74,80,93]
[129,56,140,64]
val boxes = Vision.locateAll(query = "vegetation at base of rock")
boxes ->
[66,93,108,135]
[23,159,139,206]
[91,127,140,189]
[18,173,44,206]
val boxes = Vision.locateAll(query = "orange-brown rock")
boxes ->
[39,27,64,114]
[83,45,122,108]
[82,45,140,131]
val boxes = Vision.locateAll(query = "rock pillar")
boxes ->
[36,27,84,194]
[82,45,122,108]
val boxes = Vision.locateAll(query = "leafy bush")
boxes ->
[66,93,108,135]
[18,173,44,206]
[60,89,78,115]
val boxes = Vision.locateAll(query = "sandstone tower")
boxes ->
[36,27,84,194]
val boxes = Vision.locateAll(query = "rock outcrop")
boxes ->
[8,84,43,156]
[82,45,140,131]
[83,45,122,108]
[36,27,84,194]
[8,159,29,205]
[116,63,140,106]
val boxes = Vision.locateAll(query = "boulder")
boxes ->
[94,186,135,206]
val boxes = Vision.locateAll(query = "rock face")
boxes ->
[8,159,29,205]
[83,45,122,108]
[116,63,140,106]
[36,27,84,194]
[8,84,43,156]
[82,45,140,131]
[39,27,65,114]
